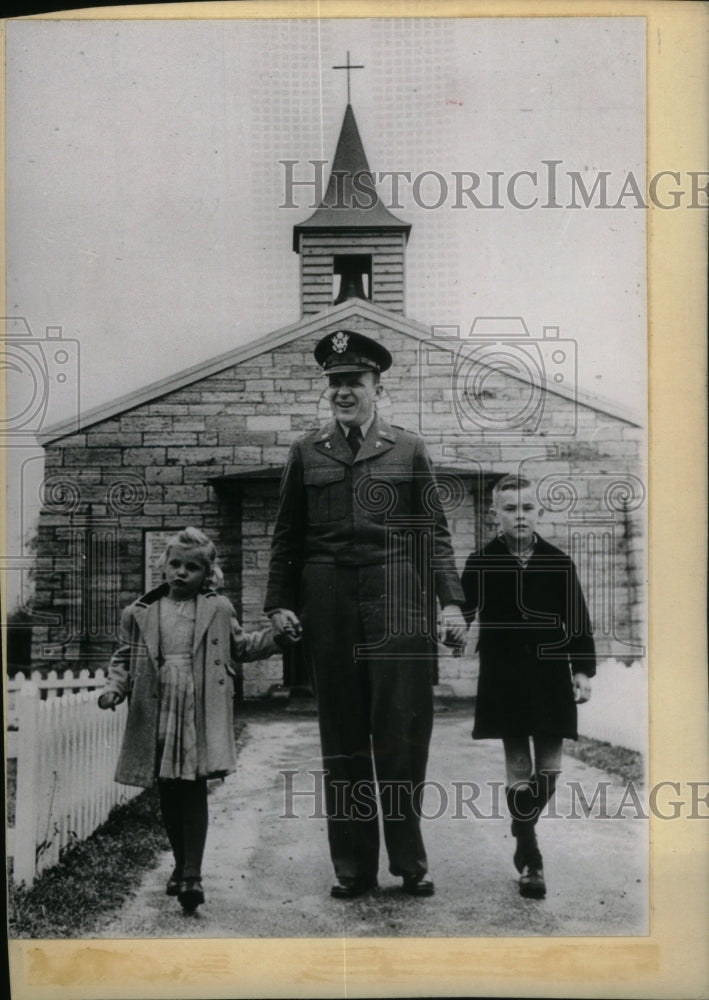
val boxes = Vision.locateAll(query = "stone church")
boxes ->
[33,102,645,698]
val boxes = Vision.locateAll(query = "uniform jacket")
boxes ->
[102,584,281,787]
[264,415,464,615]
[461,534,596,739]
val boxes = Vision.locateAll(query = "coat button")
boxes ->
[218,678,225,685]
[212,637,219,644]
[214,658,222,665]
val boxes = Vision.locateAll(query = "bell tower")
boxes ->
[294,96,411,317]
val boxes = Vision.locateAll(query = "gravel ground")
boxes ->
[94,710,648,939]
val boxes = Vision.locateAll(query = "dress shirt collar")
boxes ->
[337,413,375,441]
[498,531,538,566]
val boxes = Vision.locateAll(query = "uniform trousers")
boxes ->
[300,561,435,884]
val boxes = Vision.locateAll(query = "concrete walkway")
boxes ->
[96,709,648,939]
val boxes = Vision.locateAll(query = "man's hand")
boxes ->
[572,673,592,704]
[440,605,467,651]
[98,691,120,711]
[269,609,303,643]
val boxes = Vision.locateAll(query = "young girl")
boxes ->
[461,476,595,899]
[99,526,296,912]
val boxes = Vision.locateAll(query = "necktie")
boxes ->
[347,425,363,456]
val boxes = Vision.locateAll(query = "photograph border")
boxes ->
[4,1,707,997]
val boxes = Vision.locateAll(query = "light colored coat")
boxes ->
[102,584,281,787]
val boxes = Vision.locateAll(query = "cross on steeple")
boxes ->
[332,51,364,104]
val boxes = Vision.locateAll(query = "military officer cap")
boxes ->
[314,330,392,375]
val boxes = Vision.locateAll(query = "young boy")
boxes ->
[461,475,595,899]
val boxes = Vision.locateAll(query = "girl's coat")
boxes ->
[103,584,280,787]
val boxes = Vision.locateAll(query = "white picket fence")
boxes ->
[576,658,648,753]
[7,668,108,727]
[7,670,141,885]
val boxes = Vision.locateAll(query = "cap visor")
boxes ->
[321,363,378,375]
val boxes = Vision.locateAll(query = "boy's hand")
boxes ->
[439,605,467,651]
[98,691,120,711]
[269,609,303,642]
[572,673,592,704]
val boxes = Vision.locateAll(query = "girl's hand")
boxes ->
[269,609,303,642]
[572,673,592,704]
[98,691,120,711]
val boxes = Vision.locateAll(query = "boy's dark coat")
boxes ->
[461,534,596,740]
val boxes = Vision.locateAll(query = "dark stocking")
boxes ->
[181,778,209,879]
[158,778,209,880]
[506,783,541,872]
[158,780,185,876]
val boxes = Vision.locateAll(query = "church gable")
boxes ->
[46,305,639,484]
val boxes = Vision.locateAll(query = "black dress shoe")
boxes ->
[402,875,435,897]
[330,878,377,899]
[518,866,546,899]
[178,877,205,910]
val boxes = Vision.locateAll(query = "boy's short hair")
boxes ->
[491,474,535,504]
[157,526,224,591]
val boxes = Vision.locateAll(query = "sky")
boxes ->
[4,14,647,605]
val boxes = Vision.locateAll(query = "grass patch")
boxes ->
[564,735,644,784]
[9,717,249,938]
[9,785,169,938]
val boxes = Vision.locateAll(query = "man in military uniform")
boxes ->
[265,330,466,899]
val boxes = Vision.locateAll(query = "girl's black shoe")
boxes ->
[178,877,205,910]
[166,868,182,896]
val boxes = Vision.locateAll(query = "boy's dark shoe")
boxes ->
[519,866,546,899]
[178,877,205,910]
[330,877,378,899]
[402,875,435,897]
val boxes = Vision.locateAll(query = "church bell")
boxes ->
[333,255,371,304]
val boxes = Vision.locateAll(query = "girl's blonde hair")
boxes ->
[157,526,224,591]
